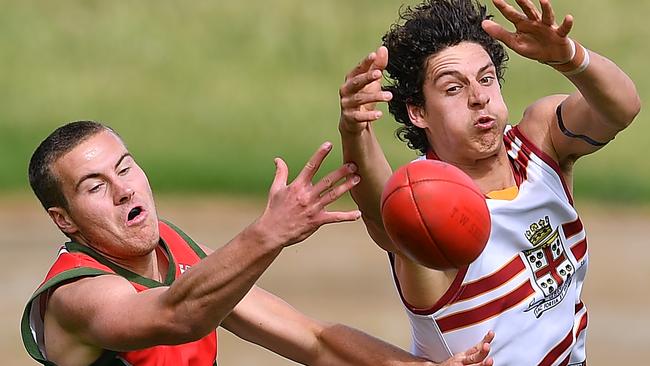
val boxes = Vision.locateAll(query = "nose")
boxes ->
[114,182,134,205]
[468,82,490,109]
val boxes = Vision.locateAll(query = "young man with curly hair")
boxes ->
[338,0,639,364]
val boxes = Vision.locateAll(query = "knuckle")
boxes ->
[339,84,349,97]
[322,176,333,188]
[304,161,316,171]
[296,194,311,208]
[327,189,338,202]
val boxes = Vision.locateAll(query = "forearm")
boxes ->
[561,47,640,129]
[161,221,282,340]
[340,123,392,226]
[313,323,434,366]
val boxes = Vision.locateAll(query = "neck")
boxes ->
[431,148,514,194]
[459,151,514,194]
[74,236,165,281]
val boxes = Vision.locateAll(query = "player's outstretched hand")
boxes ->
[482,0,574,64]
[438,331,494,366]
[339,45,393,135]
[256,142,361,248]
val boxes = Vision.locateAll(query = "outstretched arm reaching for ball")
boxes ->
[339,46,399,254]
[222,284,495,366]
[482,0,640,165]
[42,143,363,365]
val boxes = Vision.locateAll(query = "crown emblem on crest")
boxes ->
[525,216,553,246]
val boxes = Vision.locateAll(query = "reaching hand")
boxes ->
[482,0,574,64]
[256,142,362,248]
[339,46,393,134]
[438,331,495,366]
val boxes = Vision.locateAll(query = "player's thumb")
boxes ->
[269,157,289,194]
[372,45,389,70]
[481,19,509,43]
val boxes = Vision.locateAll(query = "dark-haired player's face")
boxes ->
[408,41,508,166]
[48,131,160,262]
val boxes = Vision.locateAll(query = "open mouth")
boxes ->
[127,206,143,222]
[475,116,495,129]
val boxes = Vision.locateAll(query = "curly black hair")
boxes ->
[382,0,508,154]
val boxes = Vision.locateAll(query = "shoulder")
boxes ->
[515,94,569,165]
[48,275,137,325]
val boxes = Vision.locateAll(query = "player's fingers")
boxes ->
[463,331,494,365]
[318,209,362,225]
[464,342,490,364]
[313,163,358,197]
[371,45,389,70]
[269,157,288,195]
[482,330,495,344]
[481,19,516,45]
[340,90,392,109]
[492,0,526,24]
[342,109,384,123]
[319,174,360,207]
[539,0,555,26]
[295,142,332,184]
[556,14,574,37]
[340,69,383,97]
[515,0,541,21]
[345,51,377,81]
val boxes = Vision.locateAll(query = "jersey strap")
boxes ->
[21,220,217,366]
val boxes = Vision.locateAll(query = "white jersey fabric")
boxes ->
[392,125,588,366]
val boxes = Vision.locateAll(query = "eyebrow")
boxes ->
[433,62,495,83]
[74,153,132,192]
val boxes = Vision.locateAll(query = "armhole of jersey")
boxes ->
[159,219,208,259]
[388,253,468,315]
[510,126,575,206]
[21,268,111,365]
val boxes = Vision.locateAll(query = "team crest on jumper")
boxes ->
[522,216,575,318]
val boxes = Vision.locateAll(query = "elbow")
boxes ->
[157,305,219,345]
[628,94,642,125]
[607,93,641,131]
[620,88,642,129]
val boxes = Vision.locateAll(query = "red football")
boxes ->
[380,160,491,270]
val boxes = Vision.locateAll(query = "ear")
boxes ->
[47,207,79,235]
[406,104,428,129]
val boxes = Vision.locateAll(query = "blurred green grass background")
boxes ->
[1,0,647,202]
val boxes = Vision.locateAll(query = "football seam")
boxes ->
[413,178,489,267]
[381,184,410,211]
[410,178,485,200]
[406,173,455,268]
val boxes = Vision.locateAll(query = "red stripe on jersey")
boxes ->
[576,307,588,336]
[571,239,588,262]
[437,280,535,333]
[456,255,526,302]
[510,126,575,206]
[557,354,571,366]
[390,252,469,315]
[575,301,584,313]
[504,132,526,185]
[539,328,573,366]
[515,147,530,182]
[562,218,583,240]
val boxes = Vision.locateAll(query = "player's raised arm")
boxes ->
[482,0,640,162]
[43,142,361,360]
[339,46,399,253]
